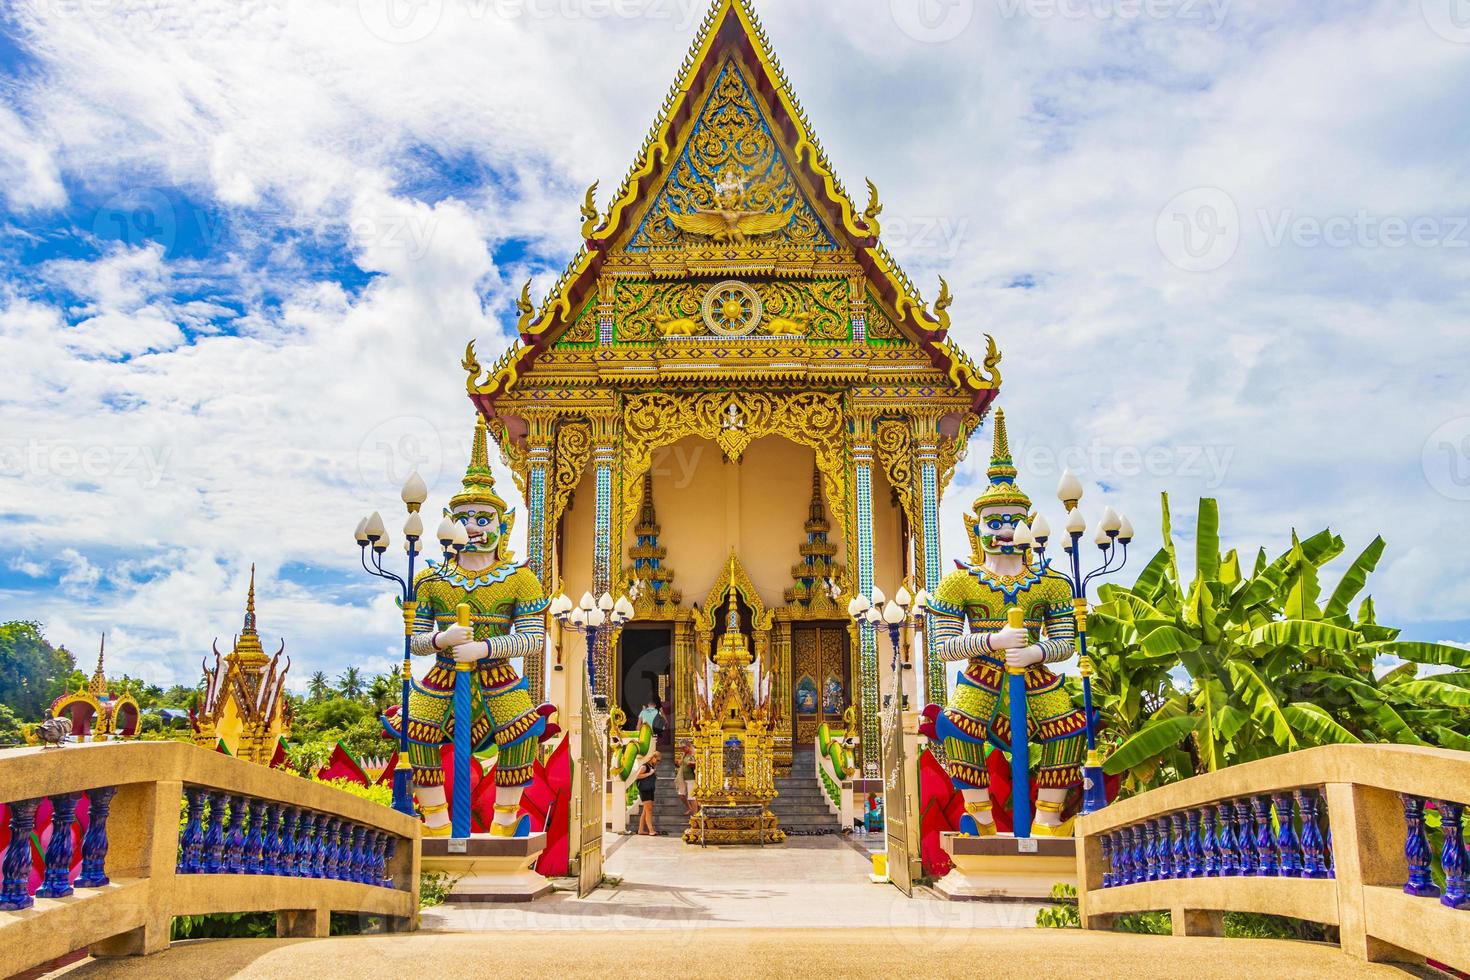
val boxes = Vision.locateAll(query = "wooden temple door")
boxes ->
[791,625,850,748]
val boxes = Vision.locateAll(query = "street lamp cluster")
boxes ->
[1019,467,1134,815]
[550,591,635,710]
[847,585,930,678]
[353,472,470,818]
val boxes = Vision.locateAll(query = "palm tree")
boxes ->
[367,671,396,713]
[307,671,330,703]
[337,666,365,702]
[1090,494,1469,794]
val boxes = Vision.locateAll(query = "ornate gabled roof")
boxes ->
[464,0,1000,413]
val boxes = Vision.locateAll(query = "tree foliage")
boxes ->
[0,622,76,719]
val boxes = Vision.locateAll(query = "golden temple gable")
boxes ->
[464,0,1000,776]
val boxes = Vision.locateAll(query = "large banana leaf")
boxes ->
[1324,536,1385,621]
[1103,714,1196,774]
[1247,619,1361,652]
[1376,641,1470,669]
[1393,679,1470,708]
[1196,498,1220,582]
[1227,661,1296,748]
[1140,625,1200,658]
[1283,702,1361,744]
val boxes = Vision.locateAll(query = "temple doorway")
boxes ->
[617,624,674,749]
[791,623,850,746]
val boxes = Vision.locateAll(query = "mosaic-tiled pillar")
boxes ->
[916,441,943,706]
[525,443,551,703]
[592,441,615,698]
[854,436,879,776]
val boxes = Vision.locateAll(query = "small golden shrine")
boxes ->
[49,636,140,741]
[192,566,291,764]
[683,554,782,844]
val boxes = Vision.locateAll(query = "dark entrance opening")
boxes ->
[617,624,674,748]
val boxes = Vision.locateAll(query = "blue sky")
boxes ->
[1,0,1468,689]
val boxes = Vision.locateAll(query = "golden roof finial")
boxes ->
[89,634,108,695]
[232,564,268,666]
[972,407,1031,511]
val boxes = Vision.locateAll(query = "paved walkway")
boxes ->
[420,833,1046,933]
[60,929,1417,979]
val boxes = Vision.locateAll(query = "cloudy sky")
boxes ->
[1,0,1467,690]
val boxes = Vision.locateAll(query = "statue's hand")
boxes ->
[1004,646,1044,669]
[989,625,1028,651]
[450,641,486,664]
[435,624,473,649]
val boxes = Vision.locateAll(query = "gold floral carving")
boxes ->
[548,420,592,538]
[613,277,849,343]
[628,58,831,254]
[874,418,917,527]
[618,391,852,593]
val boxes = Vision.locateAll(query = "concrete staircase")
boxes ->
[770,747,841,836]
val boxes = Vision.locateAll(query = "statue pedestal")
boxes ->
[421,833,552,903]
[935,833,1077,901]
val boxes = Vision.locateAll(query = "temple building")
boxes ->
[49,637,140,742]
[466,0,998,774]
[191,566,292,765]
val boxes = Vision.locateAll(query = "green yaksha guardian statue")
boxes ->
[383,416,556,837]
[920,409,1084,837]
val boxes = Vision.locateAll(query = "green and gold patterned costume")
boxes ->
[920,409,1086,799]
[382,418,555,790]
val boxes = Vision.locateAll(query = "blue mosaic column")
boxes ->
[525,440,551,705]
[917,448,944,707]
[592,442,615,699]
[854,443,879,777]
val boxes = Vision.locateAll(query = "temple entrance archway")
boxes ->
[616,623,674,749]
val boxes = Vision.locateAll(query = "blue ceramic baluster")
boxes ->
[1400,795,1438,897]
[1296,789,1325,879]
[1216,802,1238,876]
[276,811,295,875]
[1156,818,1173,880]
[1142,820,1159,881]
[1273,792,1300,877]
[381,835,397,888]
[351,826,368,883]
[224,795,247,874]
[1135,825,1149,884]
[333,820,351,880]
[202,791,227,874]
[1233,800,1256,875]
[244,800,266,874]
[179,787,206,873]
[1201,807,1219,876]
[1185,809,1203,878]
[0,799,41,910]
[315,817,333,878]
[260,803,282,875]
[1169,813,1187,879]
[36,793,81,898]
[303,812,323,877]
[1440,800,1469,911]
[76,786,116,888]
[1100,832,1115,888]
[1252,795,1277,877]
[288,807,307,877]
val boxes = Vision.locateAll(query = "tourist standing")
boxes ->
[677,742,698,816]
[636,750,662,835]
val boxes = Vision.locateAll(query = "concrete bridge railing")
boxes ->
[0,741,421,978]
[1075,743,1470,973]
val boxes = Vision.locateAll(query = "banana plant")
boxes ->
[1087,494,1469,794]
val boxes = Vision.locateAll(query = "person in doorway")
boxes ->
[676,741,698,817]
[636,750,662,835]
[638,697,659,733]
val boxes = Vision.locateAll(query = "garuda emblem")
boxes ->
[668,167,794,245]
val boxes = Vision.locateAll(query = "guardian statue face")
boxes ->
[975,503,1027,557]
[450,503,504,555]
